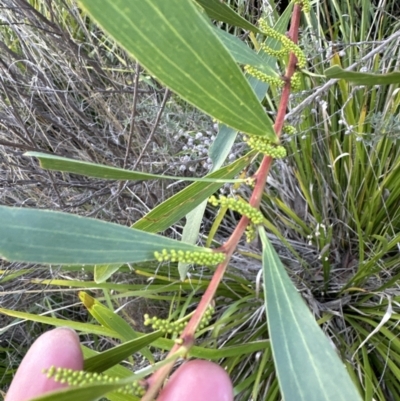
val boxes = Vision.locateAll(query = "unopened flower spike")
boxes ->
[291,72,302,91]
[154,249,225,266]
[245,224,257,243]
[43,366,145,397]
[208,195,264,225]
[144,305,215,336]
[244,65,284,88]
[293,0,311,13]
[283,125,297,135]
[244,135,287,159]
[259,43,288,59]
[258,19,306,69]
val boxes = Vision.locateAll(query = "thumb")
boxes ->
[5,327,83,401]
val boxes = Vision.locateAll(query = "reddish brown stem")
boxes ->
[141,5,303,401]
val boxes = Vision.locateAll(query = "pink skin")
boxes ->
[6,328,233,401]
[158,360,234,401]
[5,327,84,401]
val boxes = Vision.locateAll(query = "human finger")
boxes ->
[157,360,233,401]
[5,327,83,401]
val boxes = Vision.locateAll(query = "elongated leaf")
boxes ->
[259,228,362,401]
[195,0,261,33]
[214,28,278,76]
[30,383,126,401]
[325,66,400,85]
[79,292,153,363]
[84,331,162,372]
[178,205,206,280]
[177,11,288,277]
[79,0,275,141]
[79,292,137,340]
[25,152,245,183]
[0,206,214,265]
[94,264,122,283]
[0,308,121,339]
[82,347,141,401]
[94,153,254,280]
[133,152,255,233]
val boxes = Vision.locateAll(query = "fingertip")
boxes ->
[5,327,83,401]
[158,360,233,401]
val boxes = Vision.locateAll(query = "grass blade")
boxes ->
[0,308,120,339]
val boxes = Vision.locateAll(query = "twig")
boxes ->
[133,88,170,169]
[123,62,141,169]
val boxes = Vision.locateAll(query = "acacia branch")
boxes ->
[141,5,303,400]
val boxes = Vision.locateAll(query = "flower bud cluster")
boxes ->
[144,314,186,335]
[245,224,257,243]
[258,19,306,68]
[290,72,302,91]
[294,0,311,13]
[154,249,225,266]
[43,366,145,397]
[208,195,263,225]
[259,43,288,58]
[283,125,297,135]
[244,135,287,159]
[144,305,215,335]
[244,65,283,88]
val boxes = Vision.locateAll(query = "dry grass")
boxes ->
[0,0,214,386]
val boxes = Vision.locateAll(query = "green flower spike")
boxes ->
[144,305,215,336]
[294,0,311,13]
[283,125,297,135]
[258,19,306,69]
[290,72,302,91]
[259,43,288,59]
[244,65,284,88]
[154,249,225,266]
[208,195,264,225]
[244,135,287,159]
[43,366,145,397]
[245,224,257,243]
